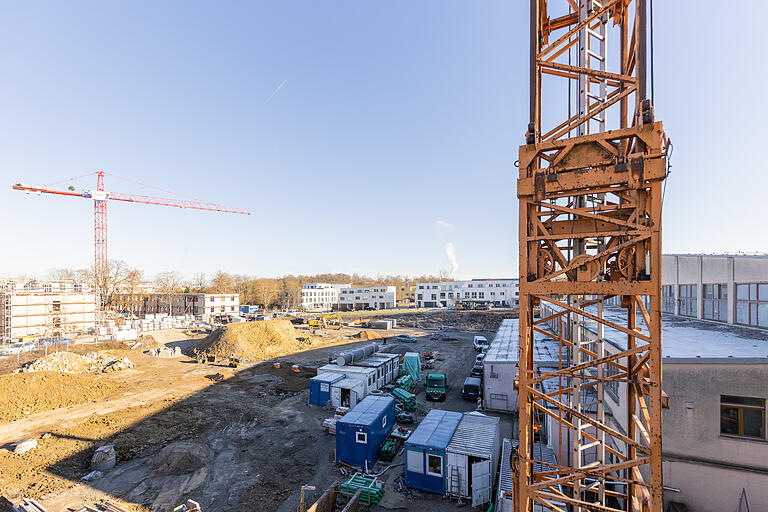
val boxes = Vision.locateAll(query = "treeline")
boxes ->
[194,272,442,308]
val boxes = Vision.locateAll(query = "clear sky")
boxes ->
[1,1,767,281]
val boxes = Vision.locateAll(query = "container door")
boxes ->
[331,385,340,407]
[471,460,491,507]
[446,452,467,497]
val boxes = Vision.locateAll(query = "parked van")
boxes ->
[461,377,482,400]
[473,336,489,351]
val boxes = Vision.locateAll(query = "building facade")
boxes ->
[415,279,519,308]
[662,254,768,328]
[114,293,240,321]
[338,286,396,311]
[300,283,350,311]
[1,280,96,343]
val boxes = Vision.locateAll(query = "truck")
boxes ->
[425,372,447,401]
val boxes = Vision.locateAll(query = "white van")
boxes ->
[473,335,489,351]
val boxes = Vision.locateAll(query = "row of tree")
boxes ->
[47,263,442,310]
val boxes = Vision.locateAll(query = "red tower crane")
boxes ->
[12,170,250,320]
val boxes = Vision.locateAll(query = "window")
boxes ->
[735,283,768,328]
[356,432,367,444]
[427,454,443,477]
[662,285,675,314]
[702,284,727,322]
[52,301,61,312]
[720,395,766,440]
[678,284,697,317]
[407,451,423,473]
[604,361,621,401]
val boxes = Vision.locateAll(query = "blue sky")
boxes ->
[1,1,766,281]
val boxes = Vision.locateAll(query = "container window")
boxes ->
[406,451,423,473]
[356,432,367,444]
[427,454,443,477]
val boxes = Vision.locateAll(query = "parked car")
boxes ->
[470,364,484,378]
[473,335,489,351]
[475,353,486,364]
[290,317,306,325]
[395,334,417,343]
[461,377,482,400]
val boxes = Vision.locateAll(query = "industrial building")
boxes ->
[414,279,519,308]
[337,286,396,311]
[537,303,768,511]
[113,292,240,322]
[1,280,96,343]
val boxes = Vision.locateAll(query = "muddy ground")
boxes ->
[0,310,516,511]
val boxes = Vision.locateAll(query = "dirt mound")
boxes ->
[0,371,120,422]
[16,352,134,374]
[353,329,383,341]
[194,320,309,362]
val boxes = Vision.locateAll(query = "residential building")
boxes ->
[415,279,519,308]
[337,286,396,311]
[113,293,240,322]
[397,284,417,306]
[1,280,96,343]
[300,283,350,311]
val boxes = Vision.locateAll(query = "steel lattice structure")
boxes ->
[515,1,669,511]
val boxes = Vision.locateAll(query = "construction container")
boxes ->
[404,409,463,494]
[336,395,396,468]
[330,377,365,409]
[366,352,400,385]
[352,357,388,390]
[445,412,501,507]
[372,320,392,330]
[309,372,345,406]
[317,364,377,395]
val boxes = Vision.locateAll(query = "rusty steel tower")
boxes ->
[515,0,669,511]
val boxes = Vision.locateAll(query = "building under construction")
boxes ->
[0,280,96,344]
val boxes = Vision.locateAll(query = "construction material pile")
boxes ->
[340,473,384,504]
[194,320,307,362]
[0,371,119,422]
[15,352,134,374]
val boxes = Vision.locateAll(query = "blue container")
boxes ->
[404,409,463,494]
[336,395,396,468]
[309,372,345,406]
[239,305,259,314]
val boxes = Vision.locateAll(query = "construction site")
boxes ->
[1,1,767,512]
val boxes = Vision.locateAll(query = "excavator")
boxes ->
[307,312,343,330]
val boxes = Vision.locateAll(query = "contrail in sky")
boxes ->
[264,79,287,105]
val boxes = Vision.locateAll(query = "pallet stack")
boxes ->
[392,388,416,411]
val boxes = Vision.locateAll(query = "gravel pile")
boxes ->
[15,352,134,374]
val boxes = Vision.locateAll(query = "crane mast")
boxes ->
[515,1,668,511]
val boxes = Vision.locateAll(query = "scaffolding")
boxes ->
[515,1,669,511]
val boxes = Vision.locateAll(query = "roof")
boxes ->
[318,364,375,375]
[565,305,768,361]
[335,377,362,390]
[311,372,345,384]
[353,357,386,368]
[484,318,565,365]
[446,412,499,458]
[406,409,463,450]
[338,395,394,427]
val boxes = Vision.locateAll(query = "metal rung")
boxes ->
[586,28,606,41]
[586,49,605,61]
[586,91,606,101]
[579,440,601,451]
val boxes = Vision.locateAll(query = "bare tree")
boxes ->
[155,271,183,315]
[191,272,208,293]
[209,271,235,293]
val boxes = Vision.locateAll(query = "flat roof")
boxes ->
[484,318,565,365]
[541,305,768,362]
[338,395,394,427]
[446,412,499,458]
[406,409,463,450]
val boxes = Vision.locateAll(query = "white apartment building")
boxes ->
[414,279,519,308]
[300,283,351,311]
[114,293,240,322]
[338,286,396,311]
[1,280,96,343]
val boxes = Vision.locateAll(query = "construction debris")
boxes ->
[80,470,103,482]
[194,320,308,362]
[10,438,37,454]
[91,445,116,471]
[15,352,134,374]
[173,500,201,512]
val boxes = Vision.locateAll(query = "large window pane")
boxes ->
[759,284,768,301]
[751,304,758,326]
[759,304,768,328]
[720,406,740,435]
[743,408,765,438]
[750,284,758,301]
[737,284,749,300]
[703,301,713,319]
[704,285,714,299]
[736,303,749,324]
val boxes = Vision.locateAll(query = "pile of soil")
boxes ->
[353,329,383,341]
[0,371,120,422]
[16,351,134,374]
[195,320,310,362]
